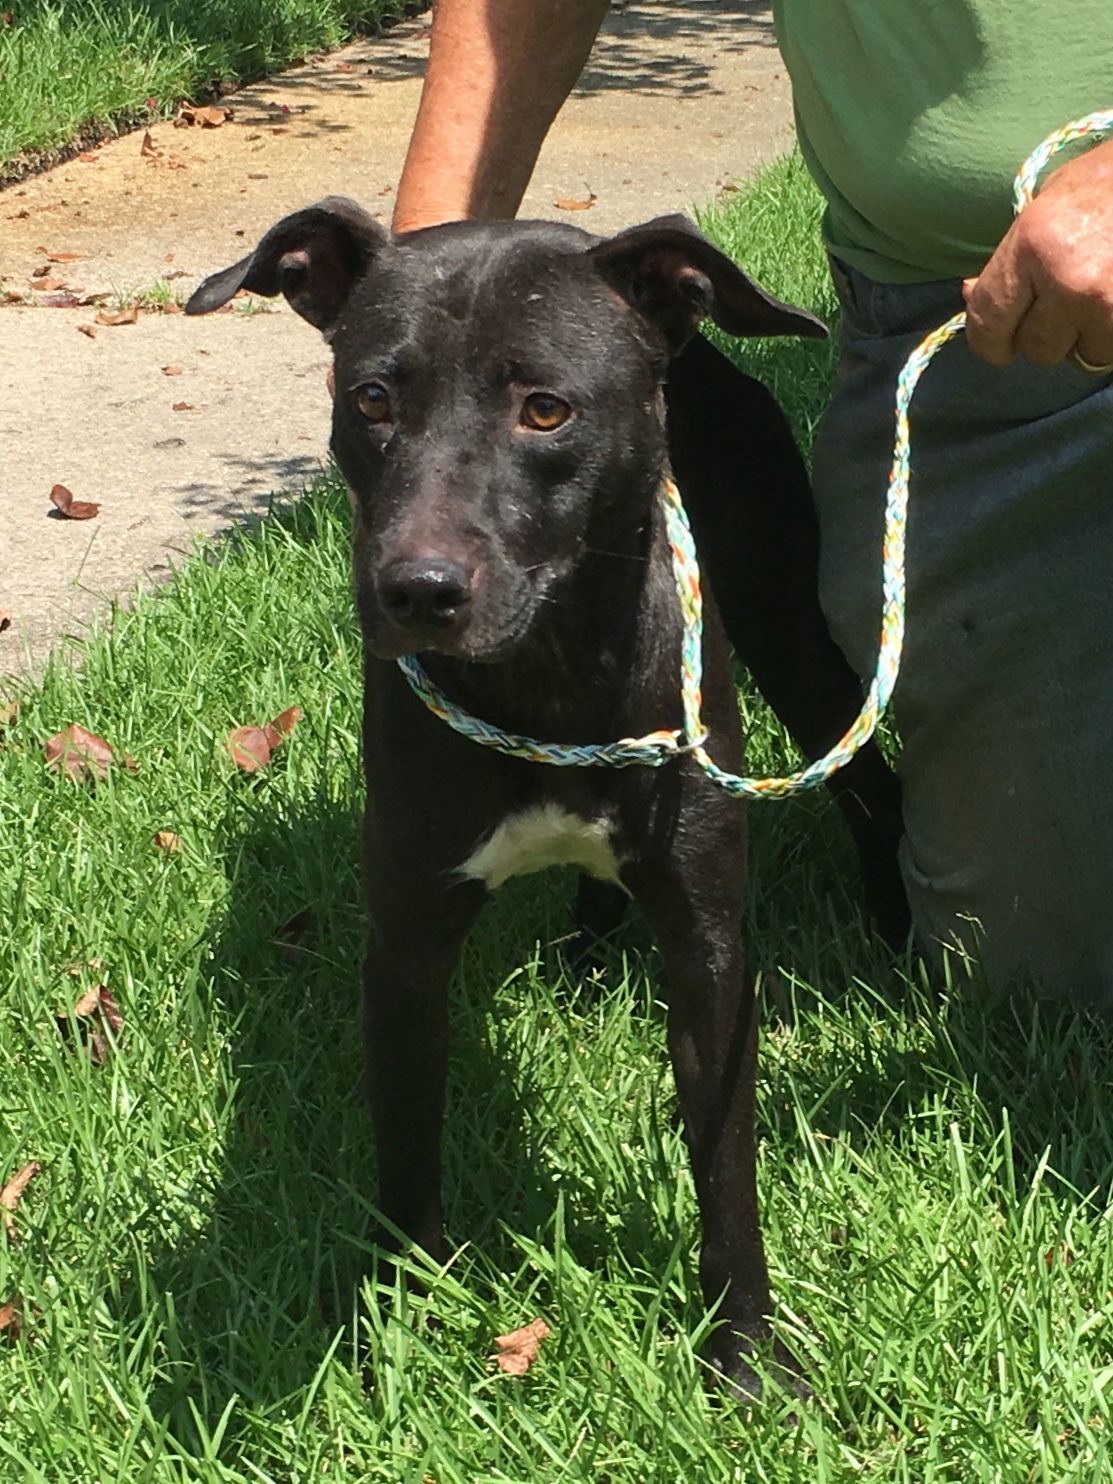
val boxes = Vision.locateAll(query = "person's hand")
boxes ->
[963,136,1113,371]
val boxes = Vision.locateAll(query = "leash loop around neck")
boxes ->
[398,109,1113,795]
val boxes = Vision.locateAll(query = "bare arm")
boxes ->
[392,0,609,232]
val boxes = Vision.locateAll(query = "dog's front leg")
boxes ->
[363,871,486,1262]
[625,841,773,1395]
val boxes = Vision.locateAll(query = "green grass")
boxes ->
[2,155,1112,1482]
[0,0,406,175]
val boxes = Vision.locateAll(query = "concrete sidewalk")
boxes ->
[0,0,794,678]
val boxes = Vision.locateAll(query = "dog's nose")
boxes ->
[379,557,473,628]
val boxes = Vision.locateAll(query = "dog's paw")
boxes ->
[708,1331,811,1407]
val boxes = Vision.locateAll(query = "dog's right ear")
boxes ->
[184,196,387,332]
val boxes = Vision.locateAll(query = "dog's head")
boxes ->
[187,199,825,662]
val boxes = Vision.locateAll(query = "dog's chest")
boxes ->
[457,804,623,891]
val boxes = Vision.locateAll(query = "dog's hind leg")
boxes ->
[568,874,629,980]
[666,335,909,945]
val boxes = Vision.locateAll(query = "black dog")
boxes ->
[187,201,906,1392]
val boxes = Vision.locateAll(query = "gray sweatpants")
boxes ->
[813,259,1113,1006]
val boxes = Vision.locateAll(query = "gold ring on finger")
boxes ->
[1070,348,1113,375]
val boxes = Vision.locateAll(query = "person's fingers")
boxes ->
[963,234,1035,366]
[1070,301,1113,370]
[1011,291,1080,366]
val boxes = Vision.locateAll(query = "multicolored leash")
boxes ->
[400,108,1113,795]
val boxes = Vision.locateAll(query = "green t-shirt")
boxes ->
[773,1,1113,283]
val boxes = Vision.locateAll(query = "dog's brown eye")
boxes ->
[355,382,392,423]
[520,392,571,432]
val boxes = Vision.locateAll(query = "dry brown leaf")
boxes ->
[554,191,596,212]
[95,305,138,327]
[0,612,11,632]
[162,365,183,376]
[0,701,18,730]
[40,293,84,308]
[1,1162,41,1241]
[74,986,123,1033]
[43,251,83,263]
[58,985,122,1065]
[176,103,229,128]
[267,705,302,740]
[171,400,197,412]
[153,829,180,852]
[44,723,114,781]
[226,707,301,772]
[30,263,50,279]
[77,323,97,339]
[225,725,275,773]
[0,1297,22,1342]
[491,1317,551,1376]
[1,289,24,304]
[49,483,100,520]
[31,277,65,292]
[140,130,160,159]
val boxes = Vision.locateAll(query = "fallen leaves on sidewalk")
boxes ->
[554,190,596,212]
[175,103,231,129]
[95,305,138,327]
[58,985,123,1065]
[44,724,114,781]
[48,483,99,520]
[226,705,302,773]
[1,1162,41,1241]
[162,365,183,376]
[490,1317,551,1376]
[140,130,160,160]
[38,249,84,263]
[77,323,97,338]
[0,611,11,632]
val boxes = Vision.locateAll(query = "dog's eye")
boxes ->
[355,382,392,423]
[520,393,571,432]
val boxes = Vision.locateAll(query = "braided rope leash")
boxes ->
[400,108,1113,791]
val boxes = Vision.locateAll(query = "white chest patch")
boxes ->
[457,804,624,891]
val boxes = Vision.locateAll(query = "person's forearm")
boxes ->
[393,0,609,232]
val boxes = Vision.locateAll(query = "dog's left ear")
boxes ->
[588,214,827,353]
[184,196,387,332]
